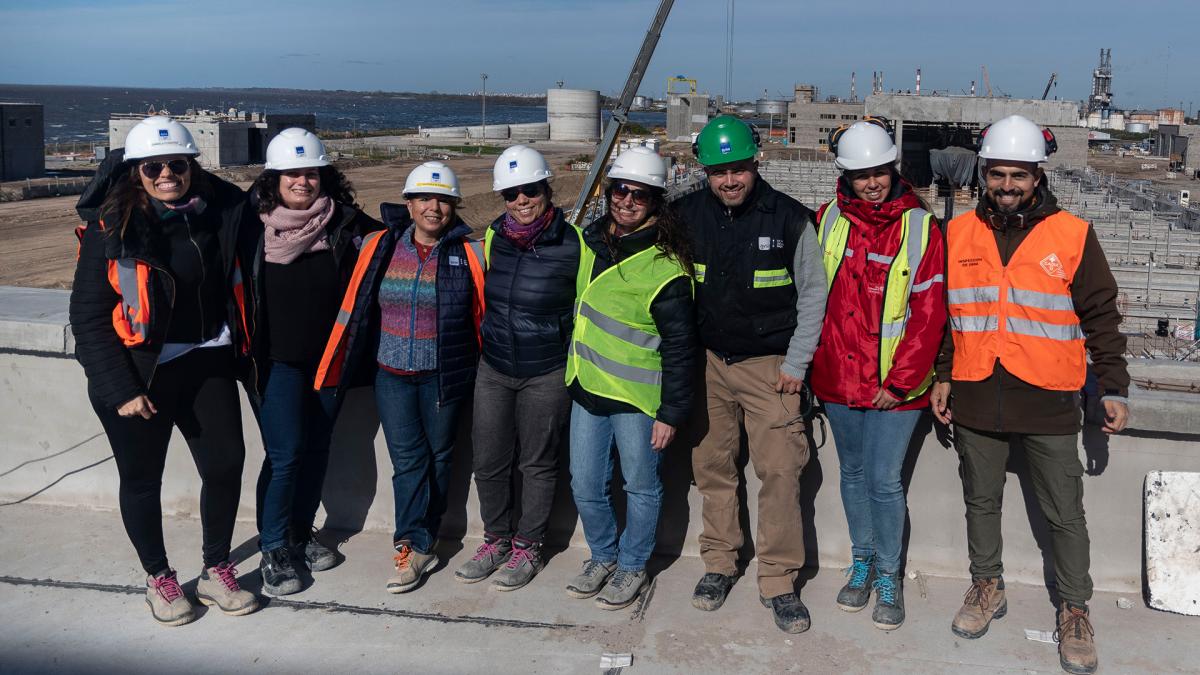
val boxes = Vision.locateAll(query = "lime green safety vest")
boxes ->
[817,200,934,401]
[565,242,692,416]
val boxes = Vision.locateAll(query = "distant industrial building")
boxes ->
[666,94,710,141]
[0,103,45,181]
[1155,125,1200,170]
[109,110,316,169]
[418,87,598,143]
[786,84,864,150]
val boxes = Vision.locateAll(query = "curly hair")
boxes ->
[252,165,358,214]
[99,157,211,237]
[601,182,695,278]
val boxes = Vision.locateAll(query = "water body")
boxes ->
[0,84,665,144]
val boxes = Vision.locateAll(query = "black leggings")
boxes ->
[91,347,245,575]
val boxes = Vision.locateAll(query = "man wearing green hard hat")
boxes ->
[675,115,827,633]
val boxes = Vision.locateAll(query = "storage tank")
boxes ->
[547,88,600,142]
[1125,122,1150,134]
[755,99,789,116]
[632,95,649,110]
[509,122,550,141]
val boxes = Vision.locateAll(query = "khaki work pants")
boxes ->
[692,350,810,598]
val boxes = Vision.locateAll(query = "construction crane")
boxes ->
[981,66,993,98]
[1042,72,1058,100]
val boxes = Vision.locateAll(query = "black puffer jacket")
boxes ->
[568,217,696,427]
[70,165,251,409]
[481,208,582,378]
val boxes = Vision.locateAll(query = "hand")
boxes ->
[650,421,676,451]
[117,395,156,419]
[775,371,804,395]
[930,382,952,425]
[1102,399,1129,434]
[871,388,901,410]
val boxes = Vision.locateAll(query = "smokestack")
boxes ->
[970,80,976,96]
[851,71,857,102]
[916,68,921,96]
[880,71,884,93]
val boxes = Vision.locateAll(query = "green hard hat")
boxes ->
[693,115,759,166]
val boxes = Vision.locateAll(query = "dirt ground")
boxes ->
[0,150,587,290]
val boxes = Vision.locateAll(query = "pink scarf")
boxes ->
[261,195,334,264]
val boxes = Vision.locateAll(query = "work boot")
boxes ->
[196,562,260,616]
[491,537,543,592]
[293,528,340,572]
[759,592,812,634]
[951,576,1007,639]
[1055,602,1098,674]
[691,572,735,611]
[145,569,195,627]
[565,559,617,599]
[836,555,876,612]
[259,546,302,597]
[595,569,648,610]
[454,533,512,584]
[387,541,439,594]
[871,572,905,631]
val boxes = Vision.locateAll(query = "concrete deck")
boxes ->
[2,503,1195,674]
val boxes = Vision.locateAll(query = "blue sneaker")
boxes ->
[836,555,875,612]
[872,572,905,630]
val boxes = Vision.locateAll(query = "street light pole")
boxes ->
[480,73,488,141]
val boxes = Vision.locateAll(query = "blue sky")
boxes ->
[1,0,1197,111]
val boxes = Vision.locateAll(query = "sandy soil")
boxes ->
[0,150,588,290]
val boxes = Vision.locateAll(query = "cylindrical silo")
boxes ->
[1125,122,1149,134]
[632,95,649,110]
[755,99,789,116]
[547,88,600,142]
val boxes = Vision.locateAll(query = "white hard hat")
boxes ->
[833,121,897,170]
[404,161,461,200]
[978,115,1049,163]
[607,146,667,189]
[493,145,553,191]
[123,116,199,161]
[265,128,330,171]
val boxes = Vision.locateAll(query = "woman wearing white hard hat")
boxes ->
[312,160,484,594]
[243,128,382,596]
[810,116,946,631]
[563,146,696,609]
[69,116,259,625]
[455,144,581,591]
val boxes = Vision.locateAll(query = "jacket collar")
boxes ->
[487,207,569,245]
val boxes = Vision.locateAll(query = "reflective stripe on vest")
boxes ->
[313,230,388,390]
[945,209,1088,390]
[694,262,706,283]
[752,268,791,288]
[818,200,934,400]
[108,258,152,347]
[565,243,691,416]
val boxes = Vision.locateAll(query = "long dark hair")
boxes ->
[99,156,210,237]
[601,182,695,277]
[251,165,358,214]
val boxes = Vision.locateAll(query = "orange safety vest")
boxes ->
[313,231,486,390]
[945,209,1088,391]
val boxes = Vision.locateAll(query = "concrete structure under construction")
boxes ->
[1155,124,1200,170]
[0,103,45,181]
[546,88,600,142]
[666,94,709,141]
[108,111,316,169]
[786,98,865,151]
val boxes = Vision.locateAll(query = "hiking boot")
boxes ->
[760,592,812,634]
[871,572,905,631]
[491,538,543,592]
[565,559,617,599]
[691,572,735,611]
[836,555,876,612]
[145,569,195,627]
[595,569,648,610]
[455,533,512,584]
[951,576,1007,639]
[387,541,439,594]
[259,547,302,597]
[196,562,260,616]
[294,529,340,572]
[1055,602,1098,674]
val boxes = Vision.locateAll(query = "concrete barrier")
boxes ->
[3,286,1199,594]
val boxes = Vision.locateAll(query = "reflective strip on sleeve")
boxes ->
[881,319,908,339]
[1006,317,1085,341]
[1007,287,1076,312]
[843,247,855,258]
[911,274,944,293]
[578,302,661,350]
[949,315,1000,332]
[572,342,663,386]
[947,286,1000,305]
[694,262,706,283]
[752,268,792,288]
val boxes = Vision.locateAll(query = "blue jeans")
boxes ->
[376,369,461,554]
[569,403,663,571]
[255,361,336,552]
[823,402,922,575]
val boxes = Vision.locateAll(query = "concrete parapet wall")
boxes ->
[3,286,1198,594]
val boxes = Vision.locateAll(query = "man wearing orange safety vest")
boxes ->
[930,115,1129,675]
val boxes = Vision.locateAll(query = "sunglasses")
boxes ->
[610,183,652,205]
[139,159,191,179]
[500,183,544,202]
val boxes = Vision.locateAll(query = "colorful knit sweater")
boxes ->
[377,225,440,373]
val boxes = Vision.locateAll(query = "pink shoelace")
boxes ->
[209,562,241,592]
[505,546,537,570]
[150,571,185,603]
[470,540,503,561]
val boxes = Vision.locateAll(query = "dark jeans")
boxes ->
[253,360,336,553]
[954,424,1093,604]
[90,347,245,575]
[376,369,462,553]
[472,359,571,543]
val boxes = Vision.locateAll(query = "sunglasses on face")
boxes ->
[139,159,191,179]
[500,183,543,202]
[610,183,651,205]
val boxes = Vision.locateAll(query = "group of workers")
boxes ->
[69,110,1129,675]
